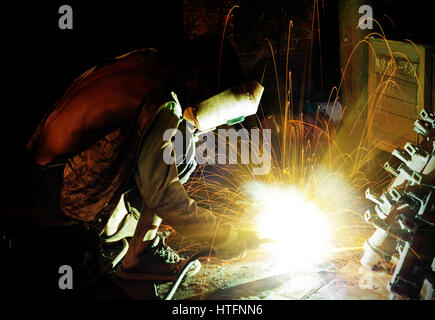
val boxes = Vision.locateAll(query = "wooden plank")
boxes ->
[370,38,422,63]
[370,109,417,142]
[368,125,412,146]
[371,93,419,120]
[372,73,418,105]
[367,38,432,152]
[368,38,428,108]
[368,127,411,153]
[372,54,420,83]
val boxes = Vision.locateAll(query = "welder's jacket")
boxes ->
[27,49,218,239]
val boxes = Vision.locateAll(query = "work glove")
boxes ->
[210,223,260,260]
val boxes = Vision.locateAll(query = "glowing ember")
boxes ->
[246,181,332,272]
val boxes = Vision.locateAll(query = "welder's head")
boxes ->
[172,36,242,107]
[170,36,264,133]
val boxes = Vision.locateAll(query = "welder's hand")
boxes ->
[238,228,260,250]
[211,224,259,260]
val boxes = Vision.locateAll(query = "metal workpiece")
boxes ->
[413,110,435,138]
[392,143,431,174]
[360,228,397,269]
[361,109,435,300]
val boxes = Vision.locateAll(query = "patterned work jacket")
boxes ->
[27,49,171,233]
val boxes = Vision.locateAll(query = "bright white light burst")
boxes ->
[246,181,332,272]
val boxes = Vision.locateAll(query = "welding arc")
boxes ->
[259,238,277,244]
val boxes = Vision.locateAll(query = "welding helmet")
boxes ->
[183,81,264,132]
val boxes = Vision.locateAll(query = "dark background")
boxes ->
[1,0,434,207]
[2,1,184,206]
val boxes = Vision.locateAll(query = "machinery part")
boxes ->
[361,109,435,300]
[164,255,201,300]
[360,228,397,270]
[387,235,435,300]
[183,81,264,132]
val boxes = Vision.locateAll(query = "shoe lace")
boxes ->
[151,234,180,263]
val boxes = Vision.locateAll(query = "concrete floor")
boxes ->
[102,229,395,300]
[156,248,393,300]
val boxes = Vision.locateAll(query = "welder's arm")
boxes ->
[134,103,233,244]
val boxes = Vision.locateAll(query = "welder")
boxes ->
[27,37,262,282]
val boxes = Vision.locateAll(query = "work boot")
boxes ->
[116,232,201,281]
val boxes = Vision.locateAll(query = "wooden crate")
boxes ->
[367,38,433,153]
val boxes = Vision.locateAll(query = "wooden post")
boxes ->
[337,0,371,154]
